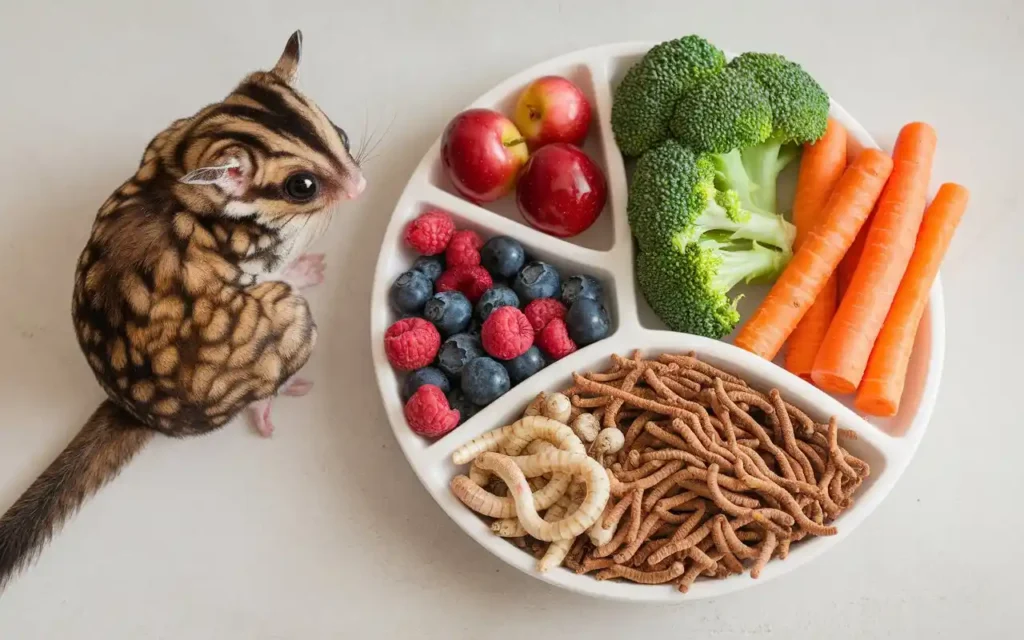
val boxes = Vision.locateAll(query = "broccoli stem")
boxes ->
[677,195,796,253]
[739,138,801,213]
[706,239,790,292]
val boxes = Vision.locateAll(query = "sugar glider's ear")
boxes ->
[271,30,302,84]
[179,157,249,195]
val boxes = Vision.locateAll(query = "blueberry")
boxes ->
[480,236,526,280]
[401,367,450,402]
[423,291,472,337]
[561,274,604,307]
[513,261,561,303]
[447,388,482,425]
[461,357,511,406]
[412,255,445,282]
[501,346,547,385]
[475,286,520,322]
[565,298,611,346]
[437,333,484,380]
[389,270,433,316]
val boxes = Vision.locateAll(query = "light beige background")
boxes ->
[0,0,1018,637]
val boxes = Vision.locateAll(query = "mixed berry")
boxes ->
[384,209,613,438]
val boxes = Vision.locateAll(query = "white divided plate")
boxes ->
[370,42,944,602]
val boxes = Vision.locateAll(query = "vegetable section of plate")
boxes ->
[371,37,968,602]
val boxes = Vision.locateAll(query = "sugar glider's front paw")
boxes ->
[282,253,326,289]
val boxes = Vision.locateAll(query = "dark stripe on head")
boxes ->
[233,82,336,163]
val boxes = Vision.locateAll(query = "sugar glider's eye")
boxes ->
[334,125,350,152]
[283,172,319,202]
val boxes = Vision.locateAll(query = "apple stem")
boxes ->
[504,138,526,148]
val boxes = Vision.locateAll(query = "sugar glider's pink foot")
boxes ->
[282,253,326,289]
[247,398,276,438]
[281,377,313,397]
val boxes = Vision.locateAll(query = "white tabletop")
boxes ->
[0,0,1018,637]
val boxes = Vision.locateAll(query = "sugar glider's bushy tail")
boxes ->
[0,400,153,590]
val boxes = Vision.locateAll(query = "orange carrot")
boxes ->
[811,122,938,394]
[784,119,848,380]
[837,207,872,297]
[734,148,894,360]
[855,183,968,416]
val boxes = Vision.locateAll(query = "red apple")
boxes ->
[440,108,529,203]
[512,76,592,149]
[516,143,607,238]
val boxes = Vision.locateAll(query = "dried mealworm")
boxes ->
[776,537,792,560]
[632,538,668,567]
[564,536,589,572]
[577,555,615,574]
[827,417,859,479]
[750,532,778,579]
[614,512,663,564]
[621,411,656,456]
[643,367,679,400]
[733,464,837,537]
[657,491,700,512]
[642,473,685,511]
[602,490,636,531]
[769,390,816,481]
[657,354,745,385]
[713,381,797,480]
[572,375,700,422]
[710,516,745,574]
[796,439,827,475]
[640,448,708,469]
[675,479,761,509]
[602,363,646,428]
[720,518,760,559]
[674,417,734,468]
[644,422,691,451]
[706,464,753,517]
[572,395,611,408]
[676,562,705,593]
[593,513,632,558]
[626,488,644,544]
[615,459,666,482]
[648,519,713,565]
[661,375,703,397]
[596,561,686,585]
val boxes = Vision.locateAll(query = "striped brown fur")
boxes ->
[0,31,364,590]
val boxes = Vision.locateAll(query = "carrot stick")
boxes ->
[784,119,848,380]
[734,148,894,360]
[837,207,872,297]
[855,183,968,416]
[811,122,938,394]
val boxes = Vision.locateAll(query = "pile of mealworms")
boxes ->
[554,351,871,592]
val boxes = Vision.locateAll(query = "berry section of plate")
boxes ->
[370,42,944,602]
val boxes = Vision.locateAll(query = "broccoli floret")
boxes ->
[628,140,793,253]
[669,67,773,154]
[611,36,725,157]
[725,53,830,212]
[628,140,794,338]
[728,53,829,145]
[637,238,790,339]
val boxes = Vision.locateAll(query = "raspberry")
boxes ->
[445,229,483,267]
[536,318,577,360]
[481,306,534,360]
[384,317,441,371]
[523,297,567,332]
[435,265,493,303]
[404,209,455,255]
[404,384,460,437]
